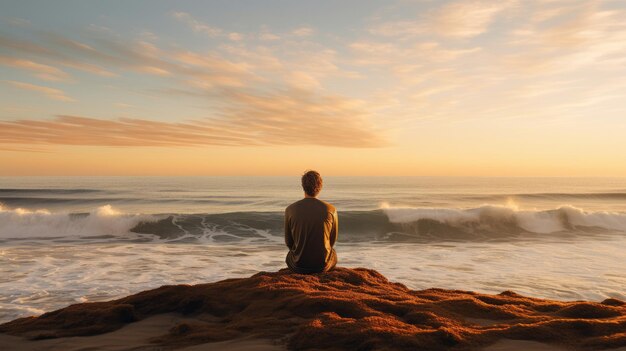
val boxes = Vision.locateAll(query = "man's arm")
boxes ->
[284,210,294,249]
[330,210,338,247]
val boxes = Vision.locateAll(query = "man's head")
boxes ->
[301,170,323,197]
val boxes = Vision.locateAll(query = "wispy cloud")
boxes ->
[4,80,74,101]
[172,12,222,37]
[258,26,280,41]
[114,102,134,109]
[0,55,70,81]
[1,0,624,153]
[0,23,386,148]
[219,88,386,147]
[172,12,316,42]
[0,34,116,76]
[0,97,386,148]
[171,12,245,42]
[5,17,31,27]
[433,0,516,38]
[347,0,626,127]
[349,40,481,66]
[504,1,626,73]
[370,0,516,38]
[228,32,244,41]
[0,37,387,148]
[292,26,314,37]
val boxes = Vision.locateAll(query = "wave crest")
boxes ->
[0,204,152,239]
[1,203,625,242]
[383,204,626,236]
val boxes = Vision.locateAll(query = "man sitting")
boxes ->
[284,170,338,274]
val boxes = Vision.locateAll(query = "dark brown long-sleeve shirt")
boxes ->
[284,197,338,273]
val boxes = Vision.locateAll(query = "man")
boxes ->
[285,170,338,274]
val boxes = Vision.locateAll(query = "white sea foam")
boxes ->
[1,239,625,324]
[382,203,626,234]
[0,204,154,239]
[2,202,626,240]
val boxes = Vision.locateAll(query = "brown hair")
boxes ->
[301,170,323,197]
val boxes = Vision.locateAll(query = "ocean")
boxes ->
[1,176,625,323]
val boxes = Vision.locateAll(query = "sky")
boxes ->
[0,0,625,176]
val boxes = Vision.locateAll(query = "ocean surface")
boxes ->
[1,176,625,323]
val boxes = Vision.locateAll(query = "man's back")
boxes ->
[285,197,338,273]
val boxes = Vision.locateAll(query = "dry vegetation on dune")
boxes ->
[1,268,625,350]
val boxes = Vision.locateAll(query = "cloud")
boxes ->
[0,0,624,176]
[369,21,426,37]
[350,40,480,64]
[370,0,516,38]
[228,32,244,41]
[0,88,387,148]
[0,145,49,153]
[4,80,74,102]
[172,12,222,37]
[502,1,626,74]
[258,27,280,41]
[6,17,31,27]
[292,27,314,37]
[0,27,388,149]
[218,89,387,147]
[0,25,386,149]
[1,16,345,103]
[285,71,322,89]
[344,0,626,128]
[434,0,515,38]
[0,55,70,81]
[172,12,313,41]
[0,34,116,76]
[136,65,171,76]
[0,31,259,86]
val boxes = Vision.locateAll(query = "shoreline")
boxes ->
[1,268,625,350]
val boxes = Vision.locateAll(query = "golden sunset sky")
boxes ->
[1,0,625,176]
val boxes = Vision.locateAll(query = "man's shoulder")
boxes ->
[317,199,336,213]
[286,198,336,213]
[285,198,305,213]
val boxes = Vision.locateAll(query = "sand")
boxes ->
[0,314,284,351]
[1,268,625,350]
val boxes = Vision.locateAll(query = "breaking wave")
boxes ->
[381,204,626,241]
[1,203,625,243]
[0,204,152,240]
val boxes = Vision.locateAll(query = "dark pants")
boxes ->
[286,249,337,274]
